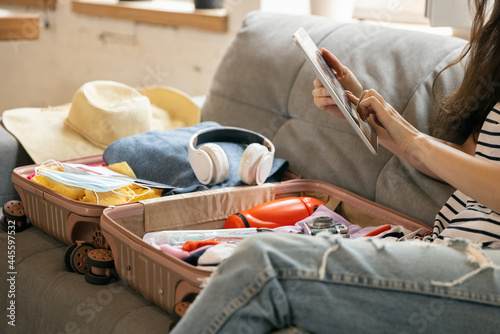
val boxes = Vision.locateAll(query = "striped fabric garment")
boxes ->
[432,103,500,247]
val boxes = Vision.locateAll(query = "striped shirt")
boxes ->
[432,103,500,247]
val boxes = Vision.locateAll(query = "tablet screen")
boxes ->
[292,27,378,155]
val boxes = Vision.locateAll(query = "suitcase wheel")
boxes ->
[3,200,26,220]
[64,244,78,272]
[84,269,113,285]
[90,228,105,249]
[1,200,31,233]
[174,292,198,317]
[84,249,115,285]
[86,249,114,269]
[174,302,191,318]
[69,243,96,274]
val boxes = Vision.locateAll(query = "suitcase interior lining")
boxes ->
[117,186,394,240]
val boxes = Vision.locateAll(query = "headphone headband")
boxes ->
[188,126,275,185]
[189,126,275,153]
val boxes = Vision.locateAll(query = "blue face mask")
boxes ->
[38,169,134,193]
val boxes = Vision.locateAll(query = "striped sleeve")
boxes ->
[432,191,467,237]
[433,104,500,246]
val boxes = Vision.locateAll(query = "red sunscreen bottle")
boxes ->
[224,197,325,229]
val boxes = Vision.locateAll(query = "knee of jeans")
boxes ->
[431,239,500,287]
[235,233,279,256]
[235,233,309,261]
[247,232,294,246]
[444,238,470,252]
[440,238,489,265]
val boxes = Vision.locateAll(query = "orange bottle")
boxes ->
[224,197,325,229]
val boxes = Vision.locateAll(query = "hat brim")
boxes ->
[2,86,201,165]
[140,86,200,131]
[3,104,105,164]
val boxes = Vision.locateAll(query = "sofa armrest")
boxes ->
[0,118,33,204]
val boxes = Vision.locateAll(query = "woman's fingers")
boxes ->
[358,96,385,126]
[354,90,389,121]
[348,88,420,153]
[313,77,323,89]
[315,95,335,107]
[321,48,344,76]
[320,48,363,97]
[362,89,386,104]
[346,90,372,122]
[346,90,359,104]
[312,87,331,98]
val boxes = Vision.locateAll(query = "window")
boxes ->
[260,0,428,24]
[354,0,427,24]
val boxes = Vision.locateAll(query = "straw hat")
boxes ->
[2,81,200,164]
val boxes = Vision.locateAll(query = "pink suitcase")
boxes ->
[100,178,430,317]
[12,155,110,248]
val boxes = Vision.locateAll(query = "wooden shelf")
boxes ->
[0,9,39,41]
[72,0,228,32]
[0,0,56,10]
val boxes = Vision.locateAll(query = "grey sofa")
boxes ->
[0,11,467,333]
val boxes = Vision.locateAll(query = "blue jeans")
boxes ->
[171,233,500,334]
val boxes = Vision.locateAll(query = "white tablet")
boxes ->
[292,27,378,155]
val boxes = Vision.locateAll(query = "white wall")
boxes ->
[0,0,260,114]
[0,0,431,114]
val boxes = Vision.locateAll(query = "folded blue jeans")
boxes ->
[171,233,500,334]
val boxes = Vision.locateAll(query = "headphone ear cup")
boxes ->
[239,143,271,185]
[199,143,229,185]
[190,147,214,185]
[254,150,274,185]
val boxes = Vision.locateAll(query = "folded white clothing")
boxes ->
[198,242,238,266]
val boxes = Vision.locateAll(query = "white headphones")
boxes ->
[188,126,275,186]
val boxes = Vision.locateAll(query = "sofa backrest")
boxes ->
[201,11,468,226]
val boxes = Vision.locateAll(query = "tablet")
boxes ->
[292,27,378,155]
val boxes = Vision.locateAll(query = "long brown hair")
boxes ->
[433,0,500,141]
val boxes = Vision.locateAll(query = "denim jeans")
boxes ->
[170,233,500,334]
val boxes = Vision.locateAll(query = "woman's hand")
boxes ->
[346,89,420,154]
[312,48,363,119]
[348,89,500,213]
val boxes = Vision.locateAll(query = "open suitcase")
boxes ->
[12,155,430,317]
[100,178,430,317]
[12,155,109,248]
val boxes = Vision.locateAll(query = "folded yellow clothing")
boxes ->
[31,161,162,205]
[80,184,162,205]
[106,161,137,178]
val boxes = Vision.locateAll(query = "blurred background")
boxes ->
[0,0,471,114]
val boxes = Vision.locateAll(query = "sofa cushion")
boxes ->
[202,11,468,226]
[0,227,174,333]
